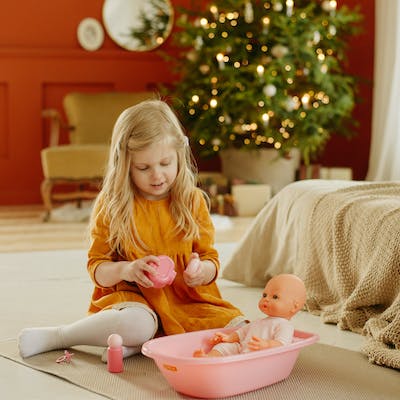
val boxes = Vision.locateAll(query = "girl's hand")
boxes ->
[121,255,160,288]
[183,253,216,287]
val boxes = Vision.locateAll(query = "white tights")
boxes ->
[18,304,158,359]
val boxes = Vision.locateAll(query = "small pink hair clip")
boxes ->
[56,350,74,363]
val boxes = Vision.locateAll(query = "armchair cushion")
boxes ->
[41,144,109,179]
[64,91,154,144]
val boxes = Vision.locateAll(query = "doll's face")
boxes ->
[258,274,306,320]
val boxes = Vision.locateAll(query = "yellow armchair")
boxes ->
[41,91,154,220]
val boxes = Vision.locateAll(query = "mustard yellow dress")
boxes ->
[87,189,243,335]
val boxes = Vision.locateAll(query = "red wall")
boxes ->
[317,0,375,180]
[0,0,374,205]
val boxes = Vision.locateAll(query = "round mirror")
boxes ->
[102,0,174,51]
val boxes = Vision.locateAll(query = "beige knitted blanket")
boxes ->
[299,182,400,370]
[223,180,400,370]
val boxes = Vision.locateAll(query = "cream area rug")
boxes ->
[0,340,399,400]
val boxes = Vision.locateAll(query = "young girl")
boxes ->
[18,98,245,361]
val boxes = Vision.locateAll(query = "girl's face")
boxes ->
[130,139,178,200]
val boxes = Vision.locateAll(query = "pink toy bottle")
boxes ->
[107,334,123,373]
[185,258,200,275]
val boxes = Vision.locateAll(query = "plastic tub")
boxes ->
[142,328,319,398]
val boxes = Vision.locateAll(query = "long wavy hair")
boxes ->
[90,99,203,255]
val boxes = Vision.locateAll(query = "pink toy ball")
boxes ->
[147,255,176,288]
[107,333,123,348]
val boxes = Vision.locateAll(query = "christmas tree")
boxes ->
[167,0,362,165]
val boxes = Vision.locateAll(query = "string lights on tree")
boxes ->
[168,0,362,164]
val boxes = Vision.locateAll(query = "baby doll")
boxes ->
[193,273,306,357]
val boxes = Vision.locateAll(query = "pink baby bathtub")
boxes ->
[142,327,319,398]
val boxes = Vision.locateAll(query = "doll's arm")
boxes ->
[212,331,240,344]
[247,336,283,351]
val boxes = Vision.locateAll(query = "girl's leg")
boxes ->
[18,303,157,358]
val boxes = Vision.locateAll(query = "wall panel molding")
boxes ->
[0,52,173,204]
[0,47,168,61]
[0,82,9,159]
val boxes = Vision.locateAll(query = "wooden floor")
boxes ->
[0,205,253,253]
[0,205,90,252]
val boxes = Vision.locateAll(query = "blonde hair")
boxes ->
[90,98,203,255]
